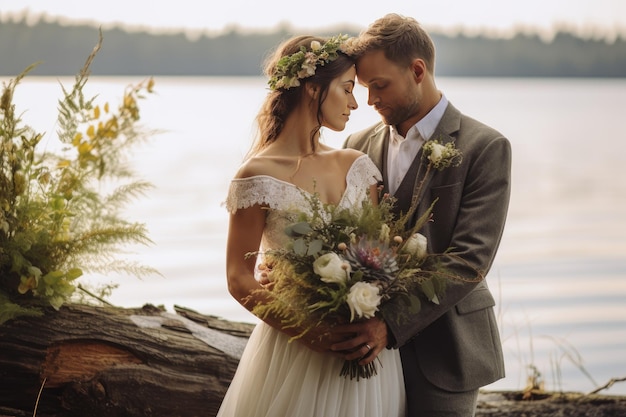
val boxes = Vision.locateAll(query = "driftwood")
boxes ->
[2,303,626,417]
[0,303,253,417]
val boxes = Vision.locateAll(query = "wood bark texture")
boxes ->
[0,303,253,417]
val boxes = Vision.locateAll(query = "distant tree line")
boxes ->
[1,17,625,77]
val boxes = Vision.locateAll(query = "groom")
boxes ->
[333,14,511,416]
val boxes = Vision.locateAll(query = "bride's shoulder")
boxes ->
[337,149,380,183]
[232,153,290,180]
[332,147,363,160]
[225,156,292,213]
[232,155,269,179]
[322,147,365,167]
[331,148,376,171]
[319,147,378,179]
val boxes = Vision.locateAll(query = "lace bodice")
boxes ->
[224,154,381,250]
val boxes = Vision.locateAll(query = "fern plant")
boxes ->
[0,33,158,324]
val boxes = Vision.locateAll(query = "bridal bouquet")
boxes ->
[250,140,462,379]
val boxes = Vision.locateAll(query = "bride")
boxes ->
[218,34,405,417]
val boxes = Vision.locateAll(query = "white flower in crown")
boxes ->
[298,52,318,78]
[339,36,359,54]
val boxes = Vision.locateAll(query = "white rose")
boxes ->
[428,143,445,164]
[310,40,322,51]
[313,252,349,284]
[403,233,428,260]
[346,281,381,321]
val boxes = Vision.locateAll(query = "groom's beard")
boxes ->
[375,97,420,128]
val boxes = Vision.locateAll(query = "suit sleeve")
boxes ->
[381,134,512,348]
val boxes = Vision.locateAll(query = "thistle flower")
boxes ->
[343,237,398,283]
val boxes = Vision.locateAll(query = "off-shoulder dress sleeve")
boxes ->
[223,176,304,214]
[347,154,382,186]
[340,154,382,207]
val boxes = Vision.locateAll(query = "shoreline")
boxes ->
[476,390,626,416]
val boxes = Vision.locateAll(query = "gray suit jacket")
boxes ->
[344,102,510,391]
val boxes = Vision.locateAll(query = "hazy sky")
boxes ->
[1,0,625,39]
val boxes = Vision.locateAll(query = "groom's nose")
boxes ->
[367,90,379,107]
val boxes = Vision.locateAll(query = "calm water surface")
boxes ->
[7,75,626,395]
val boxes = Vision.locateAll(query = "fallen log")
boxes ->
[2,303,626,417]
[0,303,253,417]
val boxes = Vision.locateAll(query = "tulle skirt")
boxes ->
[216,322,406,417]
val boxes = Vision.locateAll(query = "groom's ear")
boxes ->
[411,59,426,83]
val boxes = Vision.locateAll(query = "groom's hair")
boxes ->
[348,13,436,74]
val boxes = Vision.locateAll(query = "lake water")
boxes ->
[6,75,626,396]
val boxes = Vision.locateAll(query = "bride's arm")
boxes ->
[226,205,336,348]
[369,183,380,205]
[225,204,267,310]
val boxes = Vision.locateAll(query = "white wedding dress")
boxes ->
[217,154,406,417]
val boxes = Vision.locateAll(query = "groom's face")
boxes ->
[355,50,420,129]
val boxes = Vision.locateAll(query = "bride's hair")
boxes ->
[247,35,355,158]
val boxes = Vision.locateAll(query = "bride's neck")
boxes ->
[274,133,321,158]
[277,113,322,157]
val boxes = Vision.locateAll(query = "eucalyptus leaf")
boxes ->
[293,238,307,256]
[421,279,439,304]
[307,239,323,256]
[290,222,313,236]
[408,294,422,314]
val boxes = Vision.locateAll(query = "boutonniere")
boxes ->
[422,139,463,170]
[398,139,463,228]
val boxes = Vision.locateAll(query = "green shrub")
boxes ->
[0,34,157,324]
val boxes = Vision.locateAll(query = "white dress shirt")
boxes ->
[386,94,449,195]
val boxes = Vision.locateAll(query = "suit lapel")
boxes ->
[364,124,390,191]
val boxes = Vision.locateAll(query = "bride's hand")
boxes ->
[328,317,389,365]
[257,264,275,290]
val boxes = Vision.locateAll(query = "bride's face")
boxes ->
[320,66,358,132]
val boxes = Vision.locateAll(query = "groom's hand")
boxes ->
[328,317,389,365]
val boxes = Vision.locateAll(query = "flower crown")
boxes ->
[268,34,350,91]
